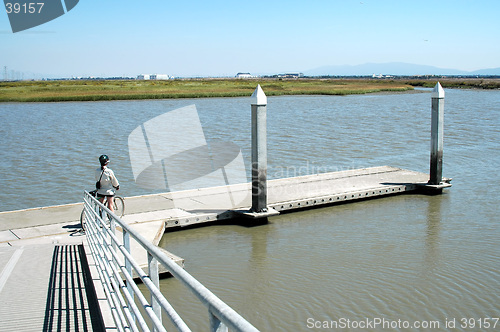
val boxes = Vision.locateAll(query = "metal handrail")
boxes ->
[83,190,260,332]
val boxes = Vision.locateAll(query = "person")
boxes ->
[96,154,120,213]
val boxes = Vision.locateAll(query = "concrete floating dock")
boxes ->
[0,166,451,242]
[120,165,451,229]
[0,165,451,272]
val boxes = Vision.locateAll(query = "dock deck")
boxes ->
[0,166,450,239]
[121,166,450,229]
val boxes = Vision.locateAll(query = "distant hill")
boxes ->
[469,67,500,76]
[304,62,500,76]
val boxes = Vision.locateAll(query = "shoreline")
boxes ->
[0,78,498,103]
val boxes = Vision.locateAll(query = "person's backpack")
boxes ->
[96,169,104,189]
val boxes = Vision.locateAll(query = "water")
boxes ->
[1,89,499,331]
[0,91,432,211]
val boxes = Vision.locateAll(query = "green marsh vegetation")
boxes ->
[0,77,497,103]
[0,79,414,102]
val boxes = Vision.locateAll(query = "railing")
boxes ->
[82,191,260,332]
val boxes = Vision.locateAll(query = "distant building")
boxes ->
[137,74,172,80]
[150,74,171,80]
[372,74,394,79]
[276,73,304,78]
[236,72,253,79]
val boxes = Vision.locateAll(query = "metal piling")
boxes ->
[251,85,268,213]
[429,82,445,185]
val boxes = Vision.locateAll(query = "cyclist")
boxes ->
[96,154,120,214]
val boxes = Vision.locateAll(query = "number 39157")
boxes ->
[5,2,44,14]
[461,318,499,329]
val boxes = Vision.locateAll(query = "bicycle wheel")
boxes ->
[80,208,88,232]
[111,196,125,218]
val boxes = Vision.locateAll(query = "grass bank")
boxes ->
[399,77,500,90]
[0,79,414,102]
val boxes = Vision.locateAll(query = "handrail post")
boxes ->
[94,201,100,232]
[148,252,161,331]
[209,310,228,332]
[110,218,117,251]
[101,207,106,227]
[429,82,445,185]
[123,229,135,322]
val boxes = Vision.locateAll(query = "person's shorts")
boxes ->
[96,193,115,198]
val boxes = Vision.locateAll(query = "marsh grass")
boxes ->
[0,79,415,102]
[401,78,500,90]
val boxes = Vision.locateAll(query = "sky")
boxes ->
[1,0,500,78]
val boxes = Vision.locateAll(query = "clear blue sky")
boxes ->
[1,0,499,78]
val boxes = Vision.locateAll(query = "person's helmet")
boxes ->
[99,155,110,166]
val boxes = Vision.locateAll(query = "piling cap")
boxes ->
[431,82,445,99]
[251,84,267,105]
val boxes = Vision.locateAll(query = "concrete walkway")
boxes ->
[0,233,113,332]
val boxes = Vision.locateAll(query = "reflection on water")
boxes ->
[423,194,443,273]
[1,89,500,331]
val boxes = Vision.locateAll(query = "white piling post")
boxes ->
[251,85,268,213]
[148,253,161,331]
[429,82,445,185]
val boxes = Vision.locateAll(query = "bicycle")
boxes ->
[80,190,125,232]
